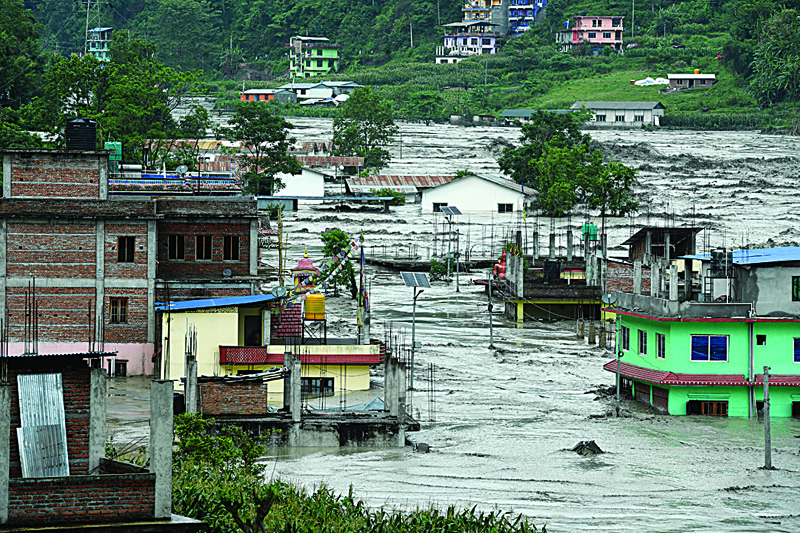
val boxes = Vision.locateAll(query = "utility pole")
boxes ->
[763,366,772,469]
[455,229,460,292]
[488,270,494,348]
[615,315,622,417]
[631,0,635,39]
[410,24,413,48]
[84,0,103,56]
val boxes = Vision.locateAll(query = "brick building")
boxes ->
[0,149,260,376]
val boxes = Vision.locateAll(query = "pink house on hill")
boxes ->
[561,16,624,53]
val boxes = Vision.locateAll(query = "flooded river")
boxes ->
[110,120,800,532]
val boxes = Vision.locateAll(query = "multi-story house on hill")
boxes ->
[288,36,341,79]
[559,16,624,53]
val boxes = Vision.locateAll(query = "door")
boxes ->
[244,315,262,346]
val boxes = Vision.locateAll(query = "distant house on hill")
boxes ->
[570,101,665,127]
[667,73,717,90]
[558,16,624,53]
[240,88,297,104]
[288,36,342,78]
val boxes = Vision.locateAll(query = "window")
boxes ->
[792,276,800,301]
[471,38,478,45]
[433,202,448,212]
[757,334,767,345]
[498,203,513,213]
[588,32,596,38]
[621,326,630,350]
[638,330,647,355]
[687,400,728,416]
[603,32,611,39]
[196,235,212,260]
[592,19,597,27]
[691,335,728,361]
[483,38,492,45]
[634,115,644,122]
[301,377,334,397]
[223,235,240,261]
[615,114,625,122]
[794,338,800,363]
[699,80,706,85]
[597,19,603,26]
[316,59,322,67]
[168,235,185,260]
[110,298,128,324]
[117,236,135,263]
[316,49,322,56]
[596,114,606,122]
[657,333,666,359]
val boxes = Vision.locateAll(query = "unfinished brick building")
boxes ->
[0,149,261,375]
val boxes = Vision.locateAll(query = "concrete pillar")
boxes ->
[290,356,301,423]
[664,232,671,262]
[150,380,173,519]
[600,258,608,294]
[361,308,370,345]
[669,264,679,301]
[386,358,397,416]
[249,219,259,277]
[588,253,596,286]
[588,322,596,345]
[584,232,590,260]
[549,233,556,259]
[651,261,660,298]
[515,230,522,253]
[601,233,607,260]
[283,350,292,411]
[645,230,652,266]
[533,232,539,259]
[684,258,693,302]
[577,319,584,339]
[89,368,107,473]
[599,325,607,347]
[633,260,642,295]
[567,231,573,262]
[185,359,198,414]
[396,362,407,447]
[0,384,11,524]
[516,301,524,324]
[515,255,524,299]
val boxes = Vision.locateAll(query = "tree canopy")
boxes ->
[333,87,399,170]
[225,101,301,196]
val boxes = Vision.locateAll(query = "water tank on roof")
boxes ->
[305,293,326,320]
[65,118,97,151]
[544,259,561,279]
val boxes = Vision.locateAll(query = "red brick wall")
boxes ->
[199,380,270,415]
[607,259,652,293]
[104,289,149,343]
[156,286,252,303]
[6,221,96,278]
[7,474,155,524]
[156,221,250,278]
[105,222,149,278]
[7,360,91,479]
[9,154,102,198]
[273,304,302,338]
[6,287,96,343]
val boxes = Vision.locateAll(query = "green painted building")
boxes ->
[288,36,341,79]
[87,27,113,62]
[606,246,800,418]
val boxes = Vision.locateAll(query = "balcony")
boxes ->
[219,343,382,366]
[615,292,754,320]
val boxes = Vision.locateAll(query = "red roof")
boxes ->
[349,175,453,188]
[220,346,380,365]
[295,155,364,167]
[601,360,799,387]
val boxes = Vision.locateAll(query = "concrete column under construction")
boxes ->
[567,231,573,261]
[150,380,173,519]
[290,356,301,423]
[533,232,539,259]
[283,350,292,411]
[684,258,693,302]
[0,384,10,524]
[396,362,407,447]
[634,260,642,295]
[601,233,607,260]
[185,359,198,414]
[651,261,661,298]
[645,230,652,266]
[386,358,397,416]
[665,233,671,262]
[669,264,679,301]
[549,233,556,259]
[88,368,107,473]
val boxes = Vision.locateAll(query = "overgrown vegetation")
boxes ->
[320,228,358,299]
[369,187,406,206]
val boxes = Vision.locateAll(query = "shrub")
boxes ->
[369,187,405,206]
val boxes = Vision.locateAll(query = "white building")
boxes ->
[274,167,327,205]
[421,174,535,213]
[570,101,665,127]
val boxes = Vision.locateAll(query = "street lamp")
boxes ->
[401,271,430,414]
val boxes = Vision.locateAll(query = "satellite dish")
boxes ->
[222,268,232,278]
[271,286,287,298]
[176,164,189,175]
[601,293,617,305]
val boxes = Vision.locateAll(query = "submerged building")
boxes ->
[606,246,800,418]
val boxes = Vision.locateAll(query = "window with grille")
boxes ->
[794,338,800,363]
[223,235,240,261]
[616,114,625,122]
[638,330,647,355]
[168,235,185,260]
[117,236,135,263]
[657,333,666,359]
[691,335,728,361]
[110,298,128,324]
[196,235,212,260]
[792,276,800,301]
[621,326,630,350]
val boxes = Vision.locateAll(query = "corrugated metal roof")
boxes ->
[348,175,453,188]
[603,360,751,386]
[156,294,279,311]
[571,101,666,110]
[296,155,364,167]
[431,174,535,196]
[680,246,800,266]
[348,184,418,194]
[17,373,70,477]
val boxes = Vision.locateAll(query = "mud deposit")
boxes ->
[114,121,800,532]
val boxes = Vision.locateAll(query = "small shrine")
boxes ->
[292,248,320,294]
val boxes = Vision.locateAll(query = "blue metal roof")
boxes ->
[680,246,800,266]
[156,294,279,311]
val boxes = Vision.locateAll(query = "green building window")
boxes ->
[638,330,647,355]
[621,326,630,351]
[691,335,728,361]
[657,333,665,359]
[794,338,800,363]
[793,276,800,301]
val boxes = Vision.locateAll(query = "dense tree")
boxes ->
[333,87,399,170]
[0,0,44,111]
[320,228,357,299]
[749,9,800,107]
[146,0,220,72]
[224,101,301,195]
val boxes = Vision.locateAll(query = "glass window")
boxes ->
[596,114,606,122]
[657,333,666,359]
[498,203,513,213]
[616,114,625,122]
[634,115,644,122]
[794,338,800,363]
[603,32,611,39]
[588,32,596,38]
[110,298,128,324]
[691,335,728,361]
[196,235,212,260]
[638,330,647,355]
[117,236,135,263]
[223,235,240,261]
[621,326,630,350]
[168,235,185,260]
[792,276,800,301]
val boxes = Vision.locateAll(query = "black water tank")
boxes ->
[544,259,561,279]
[65,118,97,150]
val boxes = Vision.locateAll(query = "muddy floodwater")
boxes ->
[110,121,800,532]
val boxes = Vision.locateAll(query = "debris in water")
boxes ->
[571,440,604,456]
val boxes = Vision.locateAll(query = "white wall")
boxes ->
[422,175,525,212]
[276,168,325,204]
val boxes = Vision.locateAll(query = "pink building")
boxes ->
[566,16,624,52]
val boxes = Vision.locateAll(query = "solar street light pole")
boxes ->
[411,287,423,397]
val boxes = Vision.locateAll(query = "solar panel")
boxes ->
[440,206,462,216]
[401,272,431,288]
